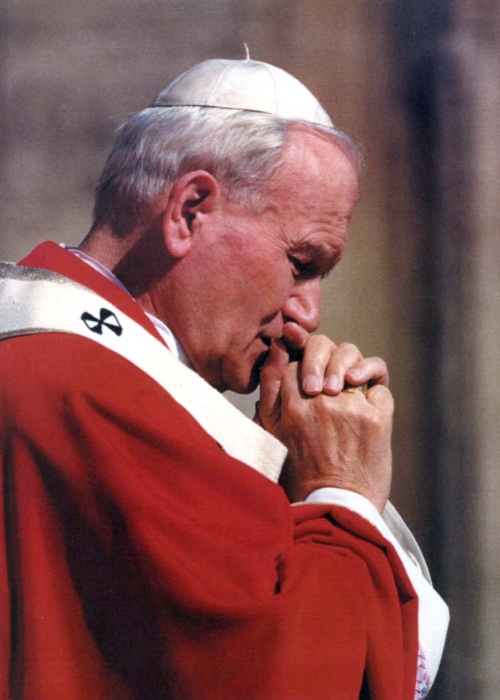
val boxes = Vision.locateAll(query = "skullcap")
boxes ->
[151,58,333,128]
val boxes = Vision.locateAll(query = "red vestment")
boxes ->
[1,243,419,699]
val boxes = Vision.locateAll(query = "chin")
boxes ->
[235,379,260,395]
[215,348,267,395]
[221,363,261,395]
[223,376,258,395]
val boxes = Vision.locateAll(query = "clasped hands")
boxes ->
[255,324,393,513]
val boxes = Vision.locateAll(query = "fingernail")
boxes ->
[324,375,341,393]
[304,375,321,394]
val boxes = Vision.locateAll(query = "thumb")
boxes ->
[256,339,289,432]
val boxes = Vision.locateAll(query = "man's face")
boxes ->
[170,127,359,393]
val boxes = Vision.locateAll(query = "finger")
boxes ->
[282,321,309,353]
[344,356,390,389]
[299,334,339,395]
[279,360,304,403]
[257,339,290,428]
[321,341,364,395]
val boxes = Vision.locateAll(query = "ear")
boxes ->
[162,171,220,259]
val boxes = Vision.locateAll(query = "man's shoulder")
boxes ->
[0,331,222,474]
[0,331,163,408]
[11,241,164,342]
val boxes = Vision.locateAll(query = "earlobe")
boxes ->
[162,171,220,259]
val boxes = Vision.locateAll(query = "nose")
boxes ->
[282,277,321,333]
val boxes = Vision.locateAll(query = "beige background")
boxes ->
[1,2,499,698]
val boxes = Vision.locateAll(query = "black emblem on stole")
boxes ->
[81,308,123,336]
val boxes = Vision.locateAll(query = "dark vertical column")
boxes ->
[390,3,481,698]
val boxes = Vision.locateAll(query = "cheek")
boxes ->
[224,246,292,317]
[258,266,293,306]
[240,279,285,319]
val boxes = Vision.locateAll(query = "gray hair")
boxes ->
[92,106,360,236]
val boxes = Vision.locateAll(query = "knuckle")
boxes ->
[315,393,333,411]
[304,351,324,368]
[337,341,359,354]
[373,357,388,374]
[371,384,394,406]
[310,333,333,346]
[304,335,335,359]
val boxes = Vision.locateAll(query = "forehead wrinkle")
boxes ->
[291,240,345,274]
[292,239,340,255]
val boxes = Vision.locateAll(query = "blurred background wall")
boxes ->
[1,1,499,698]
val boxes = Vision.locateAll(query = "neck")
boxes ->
[79,221,174,319]
[78,224,122,267]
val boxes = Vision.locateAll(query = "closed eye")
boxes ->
[288,255,333,280]
[289,255,311,278]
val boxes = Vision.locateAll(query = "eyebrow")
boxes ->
[292,242,343,266]
[290,242,344,280]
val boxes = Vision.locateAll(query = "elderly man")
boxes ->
[0,58,447,699]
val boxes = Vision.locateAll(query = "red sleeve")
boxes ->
[288,504,419,699]
[1,333,418,700]
[0,450,11,697]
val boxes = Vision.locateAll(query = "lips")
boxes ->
[252,337,272,377]
[259,334,303,363]
[256,347,271,373]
